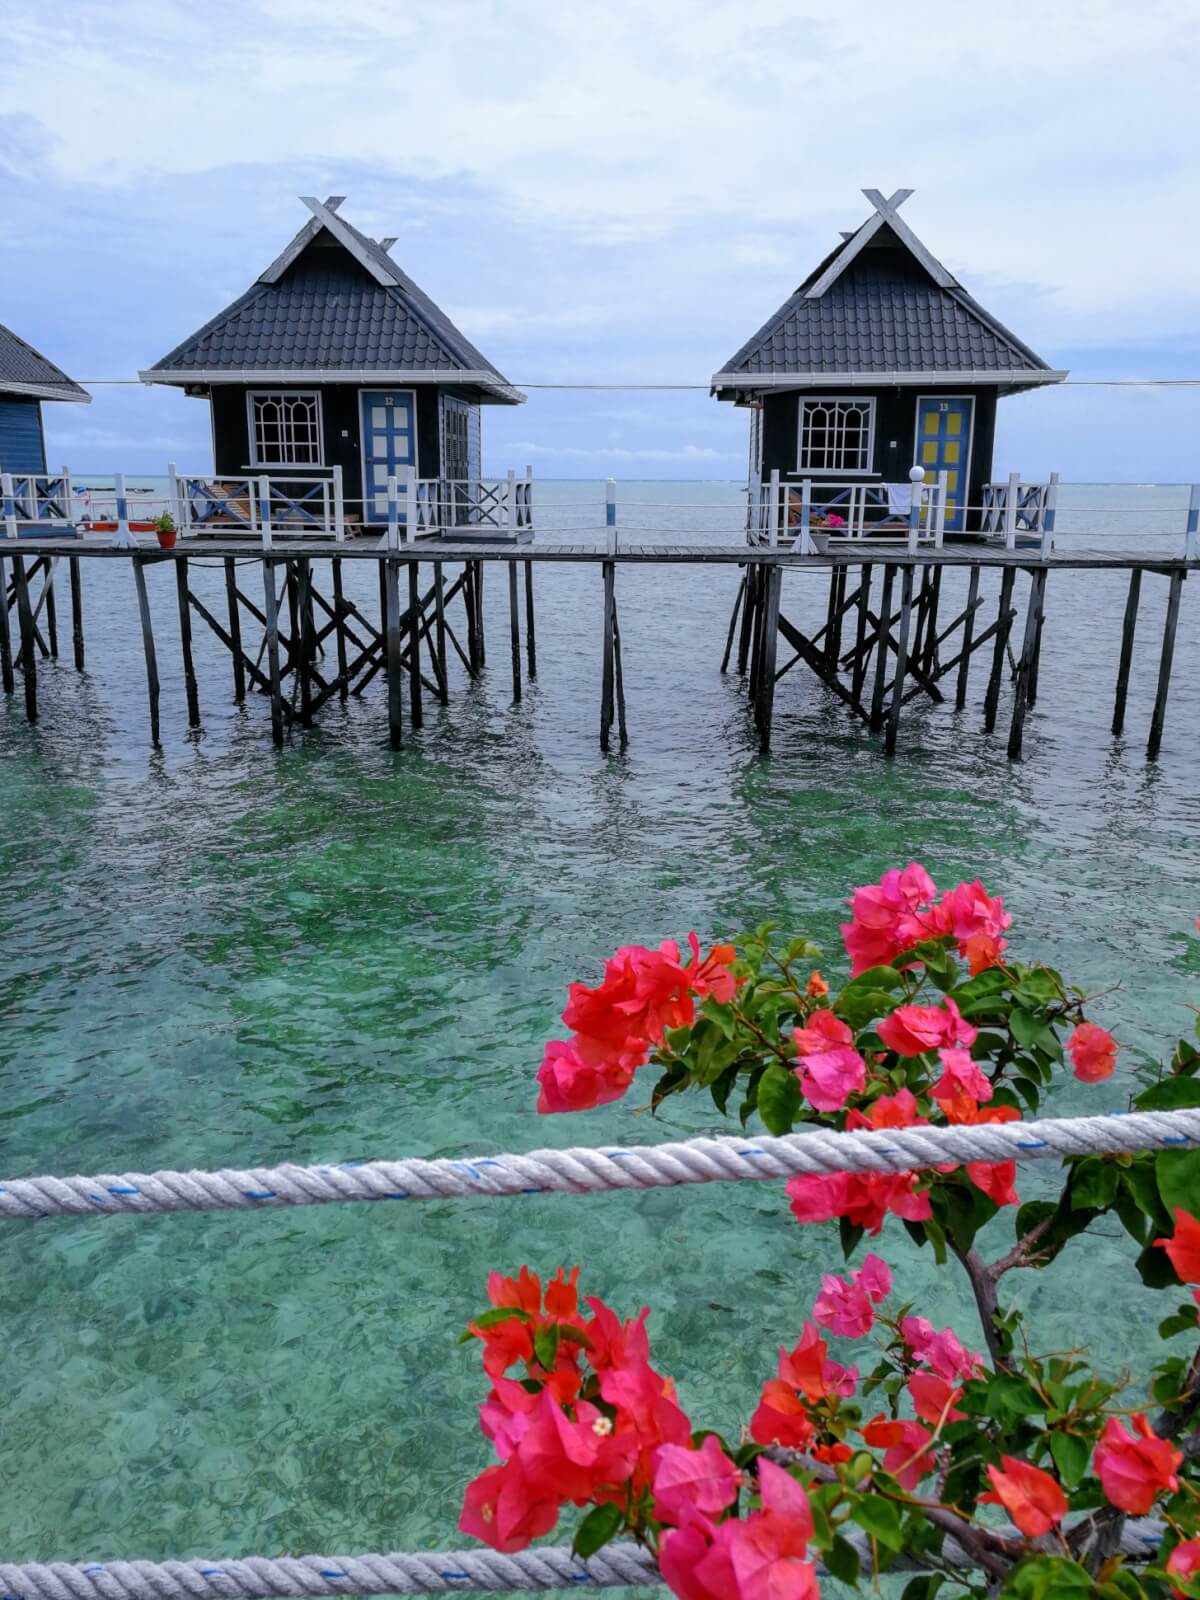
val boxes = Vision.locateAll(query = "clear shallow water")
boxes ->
[1,482,1199,1570]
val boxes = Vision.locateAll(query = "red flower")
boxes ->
[1093,1414,1182,1513]
[877,998,977,1058]
[750,1378,817,1450]
[536,1037,640,1113]
[841,863,939,976]
[516,1392,639,1506]
[652,1434,742,1529]
[786,1168,932,1235]
[931,1046,993,1120]
[660,1524,728,1600]
[1156,1209,1200,1284]
[685,933,739,1004]
[583,1296,651,1370]
[939,879,1011,973]
[901,1316,982,1382]
[793,1009,866,1112]
[980,1457,1068,1537]
[458,1460,560,1552]
[861,1416,936,1489]
[717,1460,817,1600]
[1167,1539,1200,1598]
[806,971,830,998]
[908,1371,965,1426]
[1067,1022,1118,1083]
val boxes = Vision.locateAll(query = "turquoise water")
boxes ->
[1,482,1199,1571]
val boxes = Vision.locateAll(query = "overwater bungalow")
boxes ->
[711,189,1066,541]
[139,196,529,538]
[0,321,89,474]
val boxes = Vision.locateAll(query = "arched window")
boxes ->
[798,398,874,473]
[249,392,323,466]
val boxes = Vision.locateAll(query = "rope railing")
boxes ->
[2,1108,1196,1223]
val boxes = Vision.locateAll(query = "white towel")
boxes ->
[886,482,913,516]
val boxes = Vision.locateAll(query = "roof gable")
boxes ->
[142,197,522,401]
[714,190,1064,394]
[0,322,90,403]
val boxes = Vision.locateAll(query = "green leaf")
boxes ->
[572,1502,623,1560]
[987,1372,1045,1421]
[1158,1303,1199,1338]
[1049,1431,1089,1488]
[557,1324,594,1349]
[1136,1077,1200,1111]
[1157,1149,1200,1216]
[1012,1075,1042,1113]
[710,1062,742,1117]
[1009,1008,1043,1048]
[839,965,905,993]
[1001,1554,1095,1600]
[851,1494,904,1552]
[1069,1156,1120,1212]
[1125,1157,1171,1231]
[1136,1238,1181,1289]
[471,1307,533,1330]
[533,1323,561,1369]
[840,1215,865,1261]
[901,1579,946,1600]
[825,1536,861,1586]
[757,1061,801,1135]
[651,1065,688,1111]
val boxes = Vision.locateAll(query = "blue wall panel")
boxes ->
[0,398,46,474]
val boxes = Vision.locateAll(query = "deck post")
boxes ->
[935,469,949,547]
[799,478,815,555]
[114,472,135,549]
[387,473,399,550]
[907,466,924,553]
[69,555,85,672]
[955,566,981,709]
[736,565,757,674]
[1147,568,1184,761]
[884,564,915,755]
[612,590,628,748]
[508,559,522,702]
[332,465,345,542]
[1041,472,1059,557]
[768,469,780,548]
[1007,567,1047,759]
[0,474,14,694]
[175,556,201,727]
[850,563,873,703]
[721,574,746,673]
[11,552,37,722]
[747,564,765,702]
[869,563,896,730]
[1003,471,1020,551]
[921,566,942,676]
[1111,568,1142,735]
[523,559,536,678]
[600,559,616,751]
[41,559,59,659]
[296,557,315,727]
[755,564,783,752]
[434,563,450,702]
[167,460,181,532]
[131,555,159,745]
[261,558,285,746]
[1185,485,1200,561]
[824,565,845,671]
[223,557,245,701]
[330,558,349,702]
[407,560,423,730]
[983,567,1017,733]
[606,478,617,555]
[506,468,517,537]
[384,556,403,750]
[464,562,479,676]
[405,465,417,543]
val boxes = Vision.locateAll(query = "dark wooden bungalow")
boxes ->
[140,196,524,527]
[0,322,89,474]
[712,190,1066,535]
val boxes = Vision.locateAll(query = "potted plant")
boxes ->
[154,512,177,550]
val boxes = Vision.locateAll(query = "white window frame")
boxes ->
[247,390,324,468]
[796,395,876,476]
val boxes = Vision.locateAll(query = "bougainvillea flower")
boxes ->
[660,1523,728,1600]
[1167,1539,1200,1598]
[778,1323,833,1404]
[517,1392,640,1505]
[849,1088,927,1130]
[931,1046,993,1113]
[794,1045,868,1113]
[719,1459,817,1600]
[856,1253,893,1303]
[458,1459,560,1553]
[584,1296,651,1370]
[901,1316,982,1381]
[750,1378,817,1450]
[877,999,977,1058]
[823,1358,859,1397]
[805,971,830,998]
[786,1169,932,1235]
[907,1370,965,1426]
[1067,1022,1118,1083]
[967,1157,1020,1207]
[1093,1414,1182,1513]
[812,1255,891,1338]
[479,1375,545,1458]
[980,1457,1068,1537]
[861,1416,936,1489]
[685,933,740,1004]
[793,1008,853,1054]
[599,1358,693,1465]
[1156,1209,1200,1284]
[940,879,1011,972]
[536,1037,640,1113]
[812,1442,854,1465]
[840,863,938,976]
[652,1434,743,1528]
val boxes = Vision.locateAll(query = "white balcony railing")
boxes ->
[981,473,1060,548]
[748,472,947,551]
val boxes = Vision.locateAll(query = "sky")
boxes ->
[2,0,1199,479]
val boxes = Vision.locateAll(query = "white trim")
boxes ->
[140,368,525,403]
[0,381,90,404]
[803,189,932,301]
[246,389,324,469]
[797,394,876,475]
[712,369,1067,390]
[913,393,975,531]
[358,387,418,524]
[296,196,398,288]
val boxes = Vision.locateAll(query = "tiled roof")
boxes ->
[0,322,89,400]
[718,243,1054,380]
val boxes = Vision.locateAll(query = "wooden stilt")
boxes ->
[464,562,480,676]
[612,593,628,748]
[721,574,746,673]
[475,561,486,667]
[384,556,404,750]
[68,555,85,673]
[869,564,896,731]
[223,558,245,702]
[755,566,783,752]
[174,556,201,728]
[508,560,522,702]
[1027,571,1047,708]
[296,558,315,727]
[1111,568,1142,735]
[884,565,915,755]
[921,567,942,677]
[524,559,536,679]
[0,553,14,694]
[131,555,159,746]
[331,557,349,703]
[824,567,844,671]
[1007,568,1047,759]
[44,566,59,660]
[736,565,757,674]
[600,560,615,752]
[747,566,765,702]
[1147,568,1184,761]
[12,554,38,721]
[434,563,449,704]
[983,567,1017,734]
[850,564,872,703]
[955,566,981,710]
[407,560,423,730]
[261,557,285,747]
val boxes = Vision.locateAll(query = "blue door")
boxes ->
[360,391,416,523]
[916,397,972,533]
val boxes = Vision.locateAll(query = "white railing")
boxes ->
[749,471,946,551]
[981,472,1060,549]
[175,469,346,540]
[8,471,76,527]
[437,470,535,537]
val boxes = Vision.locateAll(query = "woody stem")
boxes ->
[949,1241,1010,1371]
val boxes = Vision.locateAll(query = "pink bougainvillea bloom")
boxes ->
[720,1459,817,1600]
[516,1392,639,1506]
[793,1007,853,1054]
[750,1377,817,1450]
[652,1434,743,1529]
[939,879,1012,973]
[536,1037,639,1113]
[980,1457,1068,1538]
[1094,1414,1182,1513]
[856,1253,893,1303]
[932,1046,993,1110]
[1068,1021,1118,1083]
[908,1370,965,1426]
[1167,1539,1200,1598]
[877,998,977,1058]
[778,1323,833,1403]
[853,1088,927,1129]
[684,933,740,1004]
[967,1158,1020,1207]
[812,1272,876,1338]
[840,863,938,975]
[458,1460,560,1553]
[1156,1208,1200,1284]
[660,1523,729,1600]
[861,1416,937,1490]
[792,1011,867,1110]
[901,1316,982,1382]
[583,1296,650,1371]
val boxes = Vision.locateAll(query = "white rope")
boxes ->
[0,1109,1194,1222]
[0,1524,1165,1598]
